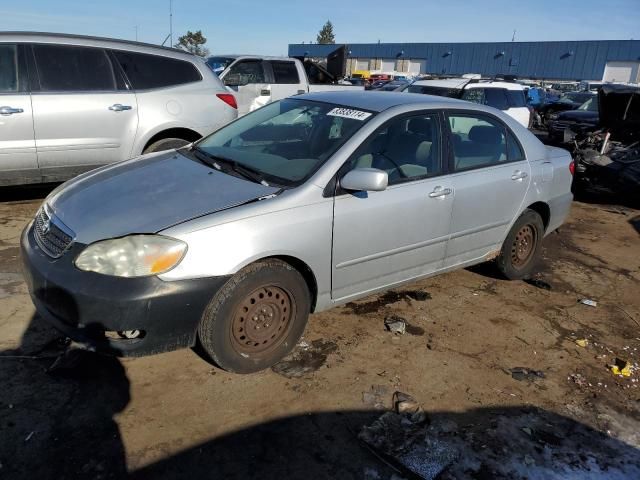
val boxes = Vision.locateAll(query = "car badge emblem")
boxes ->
[42,218,51,235]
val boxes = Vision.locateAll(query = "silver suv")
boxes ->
[0,32,238,186]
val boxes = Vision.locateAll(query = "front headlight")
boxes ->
[75,235,187,277]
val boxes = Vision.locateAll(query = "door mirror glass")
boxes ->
[224,73,249,87]
[341,168,388,192]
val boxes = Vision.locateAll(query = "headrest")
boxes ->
[468,125,503,145]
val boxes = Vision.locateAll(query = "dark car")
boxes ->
[541,92,596,124]
[548,97,599,142]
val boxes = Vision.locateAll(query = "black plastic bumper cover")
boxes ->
[20,223,230,357]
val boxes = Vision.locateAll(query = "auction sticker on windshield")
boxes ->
[327,108,372,121]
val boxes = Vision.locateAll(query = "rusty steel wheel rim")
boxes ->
[230,286,294,356]
[511,224,536,268]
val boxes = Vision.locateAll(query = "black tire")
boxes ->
[198,259,311,373]
[143,137,191,154]
[496,209,545,280]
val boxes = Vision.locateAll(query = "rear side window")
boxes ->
[0,44,26,93]
[506,90,527,108]
[271,61,300,84]
[33,44,116,91]
[484,89,509,110]
[113,51,202,90]
[448,114,507,171]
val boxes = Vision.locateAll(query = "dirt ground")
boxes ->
[1,184,639,479]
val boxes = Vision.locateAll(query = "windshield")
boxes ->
[407,85,461,98]
[196,99,375,186]
[206,56,236,75]
[578,97,598,112]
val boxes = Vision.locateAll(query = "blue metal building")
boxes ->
[288,41,640,81]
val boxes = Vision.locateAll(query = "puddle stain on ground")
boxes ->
[271,339,338,378]
[345,290,432,315]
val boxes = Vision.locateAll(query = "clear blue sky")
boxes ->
[2,0,639,55]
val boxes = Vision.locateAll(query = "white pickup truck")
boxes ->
[208,55,364,116]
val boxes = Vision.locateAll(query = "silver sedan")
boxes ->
[21,91,573,373]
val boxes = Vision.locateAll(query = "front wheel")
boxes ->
[496,209,545,280]
[198,259,311,373]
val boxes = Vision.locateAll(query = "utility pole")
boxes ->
[512,29,516,42]
[169,0,173,46]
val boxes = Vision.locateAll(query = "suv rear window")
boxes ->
[0,44,23,92]
[506,90,527,108]
[33,44,116,91]
[407,85,461,98]
[462,88,509,110]
[271,61,299,84]
[113,51,202,90]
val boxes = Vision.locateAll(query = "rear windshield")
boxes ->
[407,85,461,98]
[196,99,375,186]
[206,56,236,75]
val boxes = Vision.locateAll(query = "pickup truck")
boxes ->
[209,55,364,116]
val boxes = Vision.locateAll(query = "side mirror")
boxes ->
[341,168,388,192]
[223,73,249,87]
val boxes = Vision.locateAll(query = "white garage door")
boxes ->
[603,61,640,83]
[408,59,427,74]
[380,59,395,73]
[355,59,370,71]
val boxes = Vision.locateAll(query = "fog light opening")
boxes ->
[118,330,143,339]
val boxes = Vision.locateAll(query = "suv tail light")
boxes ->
[216,93,237,109]
[569,160,575,176]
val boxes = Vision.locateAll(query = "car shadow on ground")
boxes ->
[2,316,640,479]
[630,215,640,235]
[0,183,60,203]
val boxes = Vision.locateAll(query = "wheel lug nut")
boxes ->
[268,313,273,318]
[253,316,258,321]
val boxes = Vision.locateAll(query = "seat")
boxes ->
[455,125,506,169]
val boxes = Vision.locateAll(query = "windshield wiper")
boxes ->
[191,146,270,186]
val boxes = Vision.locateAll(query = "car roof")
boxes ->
[410,78,468,89]
[0,31,195,59]
[297,91,470,113]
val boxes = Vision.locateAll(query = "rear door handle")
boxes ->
[260,89,271,96]
[108,104,132,111]
[429,186,452,198]
[511,170,528,181]
[0,106,24,115]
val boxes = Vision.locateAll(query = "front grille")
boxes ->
[34,207,74,258]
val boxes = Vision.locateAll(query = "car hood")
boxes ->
[556,109,599,122]
[598,84,640,137]
[47,149,279,244]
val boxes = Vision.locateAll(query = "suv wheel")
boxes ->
[143,138,191,154]
[497,209,545,280]
[198,259,311,373]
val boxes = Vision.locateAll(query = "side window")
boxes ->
[460,88,484,104]
[33,45,116,91]
[506,130,525,161]
[347,114,441,185]
[484,89,509,110]
[448,114,507,171]
[0,44,26,93]
[113,51,201,90]
[225,60,265,85]
[270,61,300,84]
[506,90,526,108]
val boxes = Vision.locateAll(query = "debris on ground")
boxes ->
[362,385,390,410]
[271,339,338,378]
[575,339,589,348]
[510,367,545,382]
[579,298,598,307]
[24,431,34,442]
[610,358,633,377]
[384,316,407,335]
[568,373,589,387]
[524,278,552,290]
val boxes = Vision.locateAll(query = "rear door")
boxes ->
[0,43,38,185]
[30,43,138,181]
[443,111,531,268]
[331,112,453,301]
[266,60,306,100]
[222,59,270,116]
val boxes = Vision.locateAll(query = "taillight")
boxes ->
[569,160,575,176]
[216,93,237,109]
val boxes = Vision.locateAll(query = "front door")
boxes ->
[443,111,531,267]
[0,44,38,185]
[29,44,138,181]
[222,59,271,116]
[266,60,306,100]
[331,112,453,301]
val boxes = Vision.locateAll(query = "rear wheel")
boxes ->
[198,259,310,373]
[497,209,544,280]
[143,137,191,154]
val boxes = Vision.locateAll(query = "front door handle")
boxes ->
[428,186,452,198]
[108,104,132,112]
[0,106,24,115]
[511,170,528,181]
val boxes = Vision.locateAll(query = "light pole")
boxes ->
[169,0,173,46]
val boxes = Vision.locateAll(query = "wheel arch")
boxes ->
[525,201,551,232]
[255,255,319,313]
[141,127,203,153]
